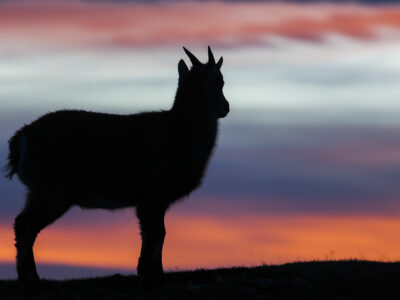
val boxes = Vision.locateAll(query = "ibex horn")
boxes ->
[208,46,215,65]
[183,47,201,67]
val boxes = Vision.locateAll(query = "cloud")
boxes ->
[1,1,400,50]
[192,123,400,215]
[1,212,400,279]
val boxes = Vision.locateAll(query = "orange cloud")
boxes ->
[1,213,399,272]
[1,1,400,48]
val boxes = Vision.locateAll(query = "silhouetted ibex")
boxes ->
[5,47,229,289]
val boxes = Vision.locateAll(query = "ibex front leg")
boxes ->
[136,205,166,290]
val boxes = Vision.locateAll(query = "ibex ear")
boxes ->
[178,59,189,77]
[216,57,223,70]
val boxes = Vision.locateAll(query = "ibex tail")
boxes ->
[5,132,22,180]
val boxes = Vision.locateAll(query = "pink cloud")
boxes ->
[1,1,400,48]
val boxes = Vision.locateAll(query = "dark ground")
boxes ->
[1,260,400,299]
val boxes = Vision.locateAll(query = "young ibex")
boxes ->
[5,47,229,288]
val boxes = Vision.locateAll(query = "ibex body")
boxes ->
[6,47,229,288]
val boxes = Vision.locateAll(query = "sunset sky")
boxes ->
[1,0,400,279]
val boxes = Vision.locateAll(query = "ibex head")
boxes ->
[176,46,230,119]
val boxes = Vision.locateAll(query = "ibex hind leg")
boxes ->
[14,191,71,284]
[136,205,166,290]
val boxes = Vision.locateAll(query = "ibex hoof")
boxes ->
[138,264,165,291]
[18,271,40,287]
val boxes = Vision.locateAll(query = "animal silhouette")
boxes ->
[5,47,229,289]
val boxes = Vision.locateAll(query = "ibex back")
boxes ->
[5,47,229,289]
